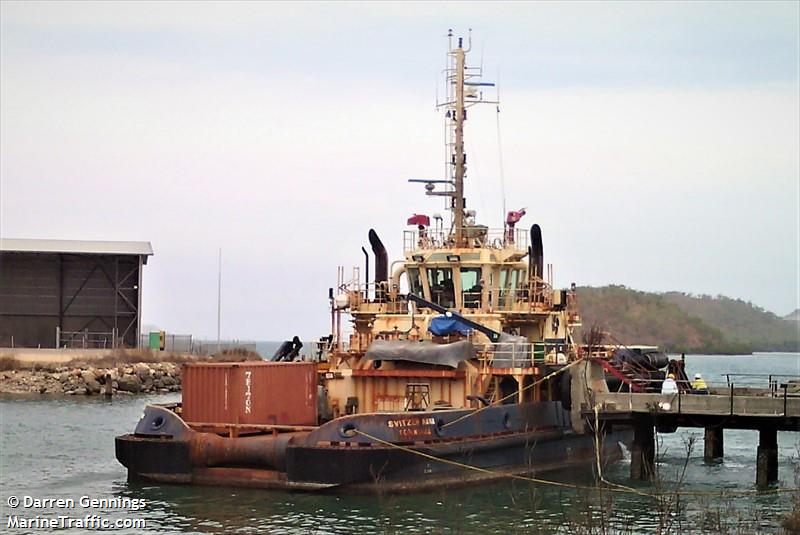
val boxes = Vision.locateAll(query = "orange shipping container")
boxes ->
[181,362,317,426]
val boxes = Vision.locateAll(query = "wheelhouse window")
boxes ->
[498,268,526,308]
[407,267,423,296]
[460,267,482,309]
[427,267,455,308]
[498,268,510,308]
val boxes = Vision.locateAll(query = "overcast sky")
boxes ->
[1,1,798,340]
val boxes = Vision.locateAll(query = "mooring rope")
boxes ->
[353,428,642,495]
[353,426,800,499]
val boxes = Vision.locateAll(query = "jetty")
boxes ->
[584,372,800,487]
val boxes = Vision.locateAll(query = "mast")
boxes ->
[412,30,496,245]
[453,37,466,247]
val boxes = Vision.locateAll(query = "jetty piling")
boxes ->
[756,428,779,487]
[586,375,799,488]
[703,427,724,461]
[630,418,656,480]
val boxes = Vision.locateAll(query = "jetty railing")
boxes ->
[722,373,800,392]
[620,374,800,414]
[623,374,800,397]
[598,377,800,418]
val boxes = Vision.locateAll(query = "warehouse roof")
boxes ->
[0,238,153,256]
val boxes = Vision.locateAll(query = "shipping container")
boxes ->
[182,362,317,426]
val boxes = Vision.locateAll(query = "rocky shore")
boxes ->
[0,362,182,395]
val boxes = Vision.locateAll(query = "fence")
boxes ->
[58,328,118,349]
[136,334,257,355]
[190,340,258,356]
[138,333,194,353]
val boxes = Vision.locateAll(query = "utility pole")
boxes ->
[217,247,222,352]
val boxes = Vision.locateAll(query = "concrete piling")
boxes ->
[703,427,724,461]
[756,428,778,488]
[630,420,655,480]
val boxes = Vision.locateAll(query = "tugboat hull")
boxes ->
[116,402,629,492]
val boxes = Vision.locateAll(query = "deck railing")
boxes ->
[474,341,554,369]
[341,282,555,313]
[403,227,529,252]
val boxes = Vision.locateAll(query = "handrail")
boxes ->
[604,379,799,420]
[621,376,799,400]
[403,227,529,252]
[474,341,550,368]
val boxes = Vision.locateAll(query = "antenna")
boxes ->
[496,70,506,222]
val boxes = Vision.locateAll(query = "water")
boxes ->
[0,353,797,534]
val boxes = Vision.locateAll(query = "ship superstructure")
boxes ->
[323,29,581,417]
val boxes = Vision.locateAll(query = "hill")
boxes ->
[784,309,800,322]
[576,285,799,354]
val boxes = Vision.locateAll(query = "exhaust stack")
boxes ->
[530,224,543,279]
[368,229,388,285]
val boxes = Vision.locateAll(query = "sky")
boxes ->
[1,1,798,341]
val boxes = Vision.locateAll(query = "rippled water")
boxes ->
[1,353,798,534]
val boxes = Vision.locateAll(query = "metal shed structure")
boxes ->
[0,238,153,348]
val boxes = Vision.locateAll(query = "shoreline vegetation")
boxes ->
[0,348,261,396]
[577,285,800,355]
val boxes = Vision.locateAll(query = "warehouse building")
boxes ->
[0,238,153,348]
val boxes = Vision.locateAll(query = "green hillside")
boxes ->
[576,285,799,354]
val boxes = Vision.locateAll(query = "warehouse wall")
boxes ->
[0,252,142,348]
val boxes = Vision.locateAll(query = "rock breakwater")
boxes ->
[0,362,182,395]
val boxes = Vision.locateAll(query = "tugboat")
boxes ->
[116,31,630,492]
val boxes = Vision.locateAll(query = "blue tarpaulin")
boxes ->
[428,315,473,336]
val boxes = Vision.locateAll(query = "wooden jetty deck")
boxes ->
[583,386,800,487]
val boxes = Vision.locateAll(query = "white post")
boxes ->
[217,247,222,352]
